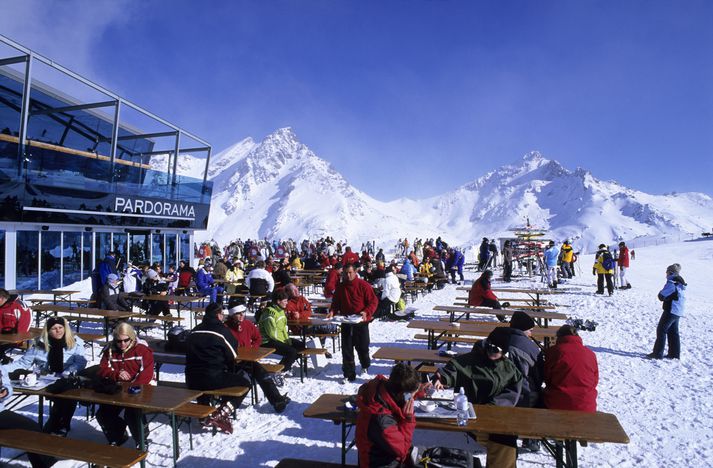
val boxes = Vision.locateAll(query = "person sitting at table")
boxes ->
[141,269,171,317]
[246,260,275,296]
[543,325,598,412]
[375,263,402,320]
[272,259,293,289]
[224,305,291,408]
[433,327,523,468]
[96,322,154,447]
[99,274,132,311]
[0,288,32,363]
[323,262,343,299]
[507,311,545,453]
[0,366,57,467]
[468,270,508,321]
[284,283,336,358]
[196,261,223,304]
[258,290,306,373]
[356,363,422,468]
[4,317,86,437]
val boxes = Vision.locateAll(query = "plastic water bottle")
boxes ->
[454,387,469,426]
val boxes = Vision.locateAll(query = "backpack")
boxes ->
[601,251,615,270]
[166,326,190,353]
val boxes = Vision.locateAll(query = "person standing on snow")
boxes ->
[593,244,615,296]
[617,242,632,289]
[647,263,686,360]
[543,241,560,288]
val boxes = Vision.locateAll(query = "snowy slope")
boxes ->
[10,239,712,467]
[193,129,713,253]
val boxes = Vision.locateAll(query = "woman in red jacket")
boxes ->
[543,325,598,412]
[96,322,154,447]
[468,270,507,321]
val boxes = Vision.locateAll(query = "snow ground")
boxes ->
[3,239,712,467]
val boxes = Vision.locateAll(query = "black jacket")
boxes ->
[100,283,131,311]
[507,328,544,407]
[186,316,238,386]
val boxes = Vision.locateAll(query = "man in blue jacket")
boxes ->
[542,241,560,288]
[647,263,686,360]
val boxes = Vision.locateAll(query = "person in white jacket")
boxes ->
[376,264,402,319]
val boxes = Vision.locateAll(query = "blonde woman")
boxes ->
[4,317,86,436]
[96,322,154,447]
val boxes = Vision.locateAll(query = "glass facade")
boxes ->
[82,232,92,279]
[166,233,177,271]
[63,231,82,287]
[40,231,61,290]
[180,233,191,263]
[0,230,4,288]
[16,231,38,290]
[113,233,127,271]
[151,234,164,269]
[130,233,150,266]
[95,233,112,267]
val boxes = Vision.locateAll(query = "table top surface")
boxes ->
[304,394,629,444]
[151,341,275,362]
[456,286,565,295]
[0,330,41,344]
[373,347,454,363]
[10,290,81,296]
[24,382,201,412]
[433,305,567,320]
[140,294,207,302]
[31,304,137,318]
[407,320,559,339]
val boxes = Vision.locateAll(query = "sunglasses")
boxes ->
[485,342,503,355]
[116,338,132,344]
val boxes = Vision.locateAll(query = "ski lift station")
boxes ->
[0,35,213,290]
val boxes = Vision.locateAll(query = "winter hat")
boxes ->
[666,263,681,275]
[486,327,511,354]
[598,244,606,249]
[146,269,159,280]
[509,311,536,331]
[107,273,119,283]
[228,305,247,316]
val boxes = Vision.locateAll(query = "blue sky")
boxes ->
[1,0,712,200]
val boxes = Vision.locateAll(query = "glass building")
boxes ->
[0,35,213,290]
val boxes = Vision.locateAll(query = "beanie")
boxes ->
[228,305,247,316]
[510,311,536,331]
[666,263,681,275]
[486,327,511,354]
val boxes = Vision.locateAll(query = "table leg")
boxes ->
[565,439,578,468]
[104,318,110,340]
[171,412,179,465]
[38,395,44,427]
[555,440,564,468]
[138,411,146,468]
[341,418,347,466]
[251,362,258,405]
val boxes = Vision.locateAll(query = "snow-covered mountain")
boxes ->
[184,128,713,252]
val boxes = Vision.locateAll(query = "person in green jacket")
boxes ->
[433,327,523,468]
[259,289,305,371]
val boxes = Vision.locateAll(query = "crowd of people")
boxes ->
[0,229,685,468]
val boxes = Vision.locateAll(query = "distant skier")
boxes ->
[617,242,632,289]
[543,241,560,288]
[593,244,615,296]
[478,238,491,271]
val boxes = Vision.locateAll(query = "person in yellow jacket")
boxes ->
[258,289,305,371]
[289,253,303,271]
[593,244,615,295]
[224,259,244,294]
[560,241,575,278]
[419,257,434,282]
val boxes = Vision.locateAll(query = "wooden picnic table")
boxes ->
[31,304,138,339]
[456,286,566,307]
[433,305,567,327]
[372,347,454,365]
[19,382,201,466]
[305,394,629,468]
[139,294,207,327]
[408,320,558,349]
[0,330,40,345]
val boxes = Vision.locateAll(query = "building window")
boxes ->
[82,232,92,280]
[113,233,127,271]
[95,233,112,267]
[0,230,5,288]
[63,232,82,287]
[16,231,39,290]
[152,234,164,269]
[40,231,61,290]
[130,233,150,266]
[180,233,191,263]
[166,234,177,271]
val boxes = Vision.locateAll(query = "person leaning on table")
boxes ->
[432,327,523,468]
[96,322,154,447]
[4,317,87,437]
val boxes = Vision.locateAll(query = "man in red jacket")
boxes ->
[323,263,343,299]
[544,325,599,412]
[342,246,360,266]
[356,363,420,468]
[618,242,632,289]
[328,264,378,382]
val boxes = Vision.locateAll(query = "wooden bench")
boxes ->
[414,333,480,345]
[172,402,215,453]
[306,330,341,352]
[297,348,327,382]
[276,458,357,468]
[0,428,146,467]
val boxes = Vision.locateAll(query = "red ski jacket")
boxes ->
[544,335,598,412]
